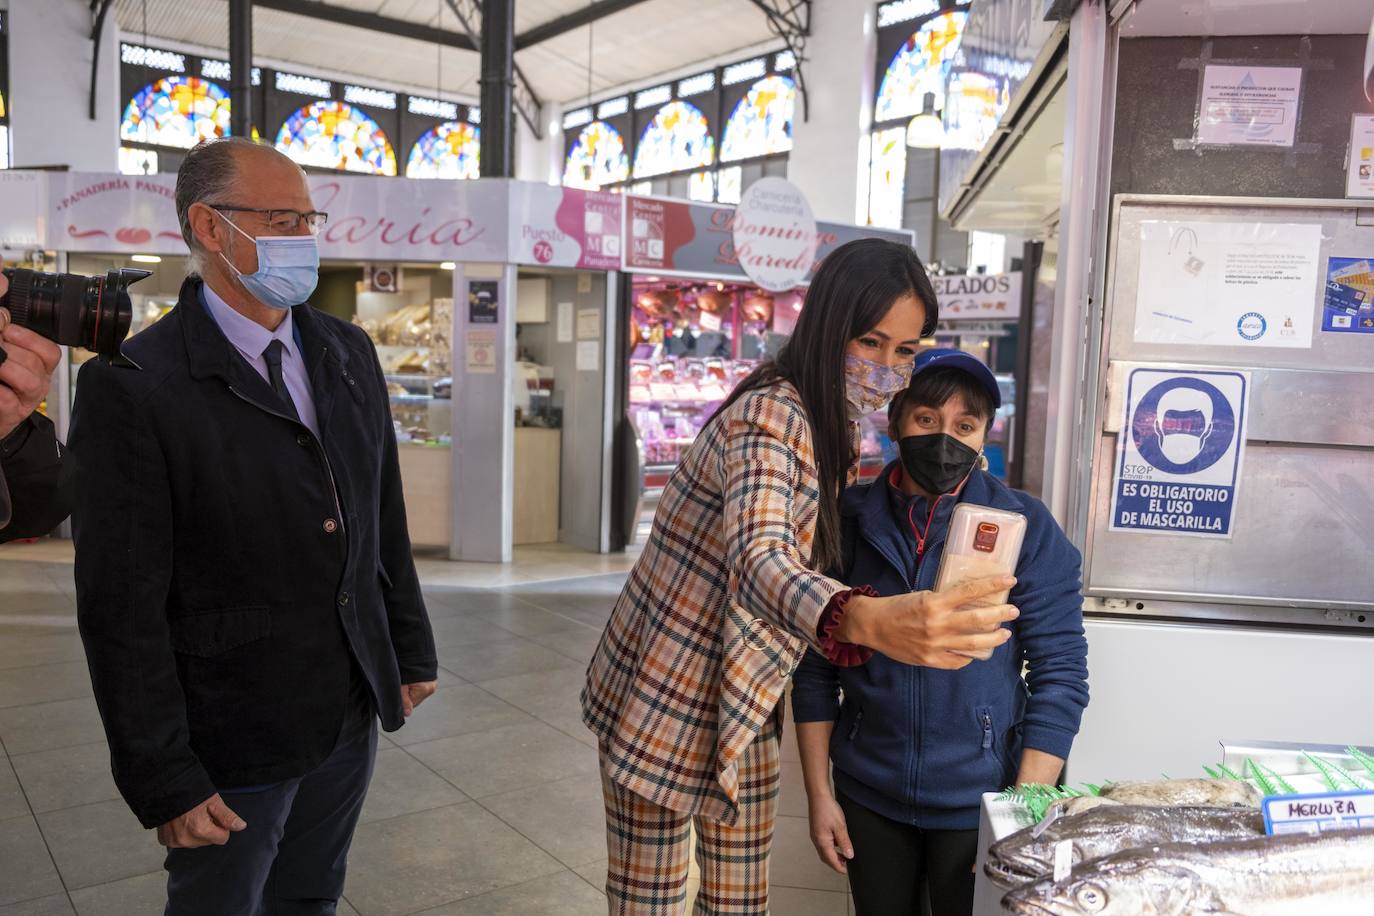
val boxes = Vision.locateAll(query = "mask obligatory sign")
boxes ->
[1108,367,1251,538]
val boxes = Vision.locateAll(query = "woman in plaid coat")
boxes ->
[583,239,1020,915]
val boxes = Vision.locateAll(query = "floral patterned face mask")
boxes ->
[844,353,914,419]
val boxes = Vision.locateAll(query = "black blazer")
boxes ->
[0,412,71,542]
[70,278,436,829]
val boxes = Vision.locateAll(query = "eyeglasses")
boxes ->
[210,205,329,235]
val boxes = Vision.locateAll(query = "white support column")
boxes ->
[1041,0,1112,539]
[450,262,517,562]
[10,3,120,171]
[786,0,877,224]
[515,105,562,185]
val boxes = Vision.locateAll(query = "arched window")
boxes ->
[720,75,796,163]
[633,101,714,179]
[563,121,630,190]
[874,11,967,124]
[0,91,8,170]
[274,101,397,176]
[406,121,480,179]
[867,127,907,229]
[120,75,232,149]
[942,72,1007,152]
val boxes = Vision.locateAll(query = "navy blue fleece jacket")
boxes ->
[791,463,1089,830]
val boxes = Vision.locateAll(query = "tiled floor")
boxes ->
[0,542,852,915]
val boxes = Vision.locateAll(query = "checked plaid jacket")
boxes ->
[583,380,860,825]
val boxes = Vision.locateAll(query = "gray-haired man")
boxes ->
[69,137,438,915]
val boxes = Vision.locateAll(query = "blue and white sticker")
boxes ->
[1236,312,1267,341]
[1263,790,1374,836]
[1108,368,1251,538]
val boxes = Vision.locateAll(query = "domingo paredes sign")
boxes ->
[730,178,819,292]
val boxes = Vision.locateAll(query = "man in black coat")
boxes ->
[69,138,438,915]
[0,293,70,544]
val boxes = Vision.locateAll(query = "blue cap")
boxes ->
[910,347,1002,409]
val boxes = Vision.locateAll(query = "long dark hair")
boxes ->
[717,238,938,572]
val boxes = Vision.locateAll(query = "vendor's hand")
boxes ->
[836,576,1018,670]
[808,793,853,875]
[401,680,438,717]
[156,793,247,848]
[0,310,62,441]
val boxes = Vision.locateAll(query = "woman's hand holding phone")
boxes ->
[836,577,1019,670]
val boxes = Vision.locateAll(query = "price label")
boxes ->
[1263,790,1374,835]
[1052,840,1073,882]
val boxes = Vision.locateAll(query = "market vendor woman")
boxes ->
[791,349,1090,916]
[582,240,1021,915]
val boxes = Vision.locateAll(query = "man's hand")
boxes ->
[156,794,247,848]
[0,306,63,441]
[836,576,1019,670]
[401,680,438,717]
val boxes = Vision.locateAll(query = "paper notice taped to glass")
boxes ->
[576,340,600,372]
[1197,65,1301,148]
[1133,220,1320,348]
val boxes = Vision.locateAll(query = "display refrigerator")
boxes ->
[626,279,892,497]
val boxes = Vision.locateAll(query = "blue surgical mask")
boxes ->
[219,213,319,310]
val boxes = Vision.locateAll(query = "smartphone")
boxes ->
[933,504,1027,660]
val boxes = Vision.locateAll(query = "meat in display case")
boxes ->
[627,279,888,491]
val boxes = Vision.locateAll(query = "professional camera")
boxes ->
[1,267,149,359]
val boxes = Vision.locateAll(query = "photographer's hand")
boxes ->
[0,307,63,441]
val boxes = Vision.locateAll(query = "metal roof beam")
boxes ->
[514,0,656,51]
[251,0,478,52]
[444,0,544,138]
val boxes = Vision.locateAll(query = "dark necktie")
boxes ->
[262,339,300,422]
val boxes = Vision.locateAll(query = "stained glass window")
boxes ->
[119,147,159,175]
[942,72,1008,152]
[867,126,907,229]
[721,75,796,162]
[717,166,743,205]
[874,11,968,124]
[689,171,715,202]
[120,76,231,149]
[633,101,714,179]
[274,101,397,176]
[406,121,480,179]
[563,120,630,190]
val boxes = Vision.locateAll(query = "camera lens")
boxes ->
[1,267,147,358]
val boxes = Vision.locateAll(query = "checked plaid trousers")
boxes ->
[600,716,781,915]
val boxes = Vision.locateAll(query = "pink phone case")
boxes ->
[933,504,1026,660]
